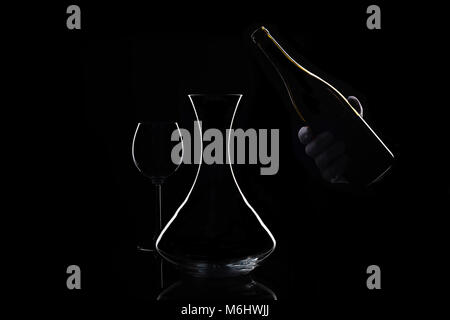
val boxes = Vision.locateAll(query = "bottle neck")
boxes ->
[251,27,308,123]
[252,27,286,67]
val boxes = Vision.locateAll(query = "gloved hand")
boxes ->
[297,96,363,183]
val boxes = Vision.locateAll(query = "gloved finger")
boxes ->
[305,131,334,158]
[298,126,313,145]
[314,140,346,171]
[347,96,364,118]
[321,155,349,182]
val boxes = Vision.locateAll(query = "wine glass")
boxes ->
[132,121,184,287]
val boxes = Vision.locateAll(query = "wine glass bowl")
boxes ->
[132,121,183,184]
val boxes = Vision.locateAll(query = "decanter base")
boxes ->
[159,251,270,278]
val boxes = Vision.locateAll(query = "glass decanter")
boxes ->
[156,94,276,278]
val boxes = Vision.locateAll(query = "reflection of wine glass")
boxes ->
[132,121,183,288]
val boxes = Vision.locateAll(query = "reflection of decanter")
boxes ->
[156,94,276,278]
[158,276,277,300]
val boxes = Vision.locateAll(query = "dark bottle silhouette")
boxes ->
[251,26,394,186]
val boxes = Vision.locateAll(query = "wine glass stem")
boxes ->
[155,183,164,289]
[155,183,162,230]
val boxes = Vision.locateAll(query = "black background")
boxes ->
[17,0,449,317]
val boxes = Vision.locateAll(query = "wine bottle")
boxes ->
[251,26,394,186]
